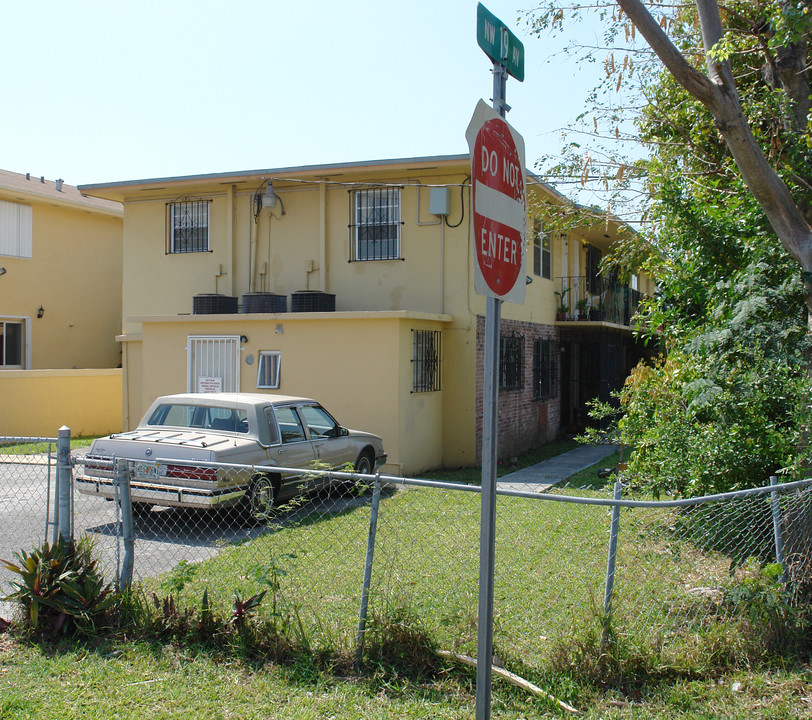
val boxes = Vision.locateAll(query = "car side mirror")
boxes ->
[338,426,349,437]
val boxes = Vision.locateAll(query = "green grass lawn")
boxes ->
[2,443,810,719]
[2,633,807,719]
[0,435,100,455]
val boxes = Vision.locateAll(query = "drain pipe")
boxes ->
[249,201,258,293]
[319,182,326,292]
[413,182,444,313]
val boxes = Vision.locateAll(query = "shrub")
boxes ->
[723,560,810,657]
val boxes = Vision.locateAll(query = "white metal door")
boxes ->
[186,336,240,393]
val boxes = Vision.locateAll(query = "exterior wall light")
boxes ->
[252,180,286,222]
[260,182,285,215]
[37,306,45,318]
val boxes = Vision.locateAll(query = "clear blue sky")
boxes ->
[2,1,605,187]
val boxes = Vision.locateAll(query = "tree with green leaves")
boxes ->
[526,2,812,493]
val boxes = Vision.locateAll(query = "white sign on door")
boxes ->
[197,376,223,393]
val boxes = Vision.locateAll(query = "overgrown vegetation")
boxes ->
[531,1,812,498]
[2,448,810,718]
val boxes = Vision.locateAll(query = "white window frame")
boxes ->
[0,199,33,258]
[532,219,551,280]
[256,350,281,389]
[0,317,29,368]
[186,335,240,393]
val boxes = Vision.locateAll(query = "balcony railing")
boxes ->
[555,276,642,326]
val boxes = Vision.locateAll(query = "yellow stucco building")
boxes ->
[79,155,652,474]
[0,170,123,370]
[0,170,124,436]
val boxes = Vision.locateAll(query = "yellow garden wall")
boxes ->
[0,369,122,437]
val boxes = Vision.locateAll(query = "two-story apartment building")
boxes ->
[79,155,652,474]
[0,170,124,437]
[0,170,123,371]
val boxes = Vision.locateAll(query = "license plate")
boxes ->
[133,461,159,480]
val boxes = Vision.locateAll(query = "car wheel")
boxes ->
[355,453,373,475]
[247,475,276,523]
[352,452,375,494]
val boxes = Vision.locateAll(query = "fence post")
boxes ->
[602,479,623,645]
[56,426,72,542]
[769,475,786,584]
[115,458,135,590]
[354,478,382,673]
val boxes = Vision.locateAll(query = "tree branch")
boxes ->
[615,0,717,103]
[616,0,812,268]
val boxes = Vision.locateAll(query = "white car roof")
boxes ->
[152,392,317,406]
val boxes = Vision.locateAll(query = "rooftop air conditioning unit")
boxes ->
[240,292,287,313]
[290,290,336,312]
[193,294,238,314]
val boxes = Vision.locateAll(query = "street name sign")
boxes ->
[476,3,525,82]
[466,99,527,305]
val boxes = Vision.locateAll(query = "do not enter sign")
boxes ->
[466,100,526,304]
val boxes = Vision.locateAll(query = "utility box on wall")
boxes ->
[429,187,450,216]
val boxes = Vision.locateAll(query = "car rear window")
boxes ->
[147,404,249,433]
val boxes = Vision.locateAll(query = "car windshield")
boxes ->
[146,404,249,433]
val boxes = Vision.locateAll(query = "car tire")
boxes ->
[355,453,373,476]
[246,475,276,524]
[352,452,375,494]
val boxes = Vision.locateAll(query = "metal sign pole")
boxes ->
[475,59,509,720]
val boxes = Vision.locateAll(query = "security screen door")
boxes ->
[187,335,240,393]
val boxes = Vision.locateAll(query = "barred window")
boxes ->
[412,329,441,392]
[533,338,554,398]
[167,199,210,254]
[499,334,524,390]
[350,187,402,261]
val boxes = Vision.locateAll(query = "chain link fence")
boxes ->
[2,435,811,674]
[0,438,58,619]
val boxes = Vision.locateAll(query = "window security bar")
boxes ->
[349,187,404,261]
[412,329,441,393]
[166,198,211,254]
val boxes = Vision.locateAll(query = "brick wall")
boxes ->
[475,316,560,464]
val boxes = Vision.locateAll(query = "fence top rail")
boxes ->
[71,453,812,508]
[496,477,812,508]
[383,474,812,507]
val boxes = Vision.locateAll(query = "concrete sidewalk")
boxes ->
[497,444,619,493]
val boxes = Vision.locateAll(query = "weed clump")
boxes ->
[362,607,441,680]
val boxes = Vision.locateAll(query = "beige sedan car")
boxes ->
[77,393,386,521]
